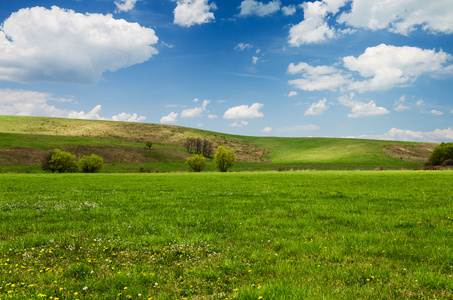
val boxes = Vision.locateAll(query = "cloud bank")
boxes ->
[0,6,158,85]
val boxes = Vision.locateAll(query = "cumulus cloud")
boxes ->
[429,109,444,116]
[394,96,410,112]
[282,5,297,16]
[338,0,453,35]
[115,0,139,12]
[252,56,260,64]
[223,103,264,119]
[339,93,390,118]
[262,127,273,133]
[230,120,249,127]
[174,0,216,27]
[344,44,453,92]
[288,62,349,91]
[112,112,146,122]
[181,100,210,118]
[277,125,321,132]
[289,1,336,46]
[0,89,145,121]
[288,45,453,93]
[160,112,178,124]
[305,98,329,116]
[208,114,218,119]
[351,128,453,143]
[235,43,253,51]
[0,6,158,84]
[239,0,281,17]
[288,91,298,97]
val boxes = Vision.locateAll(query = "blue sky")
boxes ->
[0,0,452,142]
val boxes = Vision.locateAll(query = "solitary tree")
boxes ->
[79,154,104,173]
[42,149,78,173]
[428,142,453,165]
[214,146,236,172]
[185,154,206,172]
[145,141,153,149]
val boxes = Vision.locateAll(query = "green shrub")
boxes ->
[145,141,153,149]
[42,149,78,173]
[428,142,453,165]
[79,154,104,173]
[185,154,206,172]
[214,146,236,172]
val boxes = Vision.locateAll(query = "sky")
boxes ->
[0,0,452,142]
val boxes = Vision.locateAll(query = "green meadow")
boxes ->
[1,171,452,299]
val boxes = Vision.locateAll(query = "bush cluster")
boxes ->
[428,142,453,166]
[41,149,103,173]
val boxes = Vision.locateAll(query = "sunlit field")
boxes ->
[1,171,452,299]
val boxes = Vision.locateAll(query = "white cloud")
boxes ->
[112,112,146,122]
[181,100,210,118]
[416,100,424,106]
[262,127,273,133]
[235,43,253,51]
[393,96,410,112]
[115,0,139,12]
[239,0,281,17]
[193,98,200,103]
[0,6,158,84]
[160,112,178,124]
[288,45,453,93]
[305,98,329,116]
[288,0,348,46]
[288,62,349,91]
[352,127,453,143]
[344,44,453,92]
[0,88,145,121]
[223,103,264,119]
[282,5,297,16]
[208,114,218,119]
[230,120,249,127]
[339,93,390,118]
[174,0,216,27]
[339,0,453,35]
[429,109,444,116]
[288,91,298,97]
[252,56,260,64]
[277,125,321,132]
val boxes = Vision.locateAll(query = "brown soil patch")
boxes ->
[0,147,46,165]
[383,143,437,162]
[0,146,192,166]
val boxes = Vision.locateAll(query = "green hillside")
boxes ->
[0,116,436,172]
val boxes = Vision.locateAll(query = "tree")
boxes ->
[79,154,104,173]
[428,142,453,165]
[214,146,236,172]
[145,141,153,149]
[42,149,78,173]
[186,154,206,172]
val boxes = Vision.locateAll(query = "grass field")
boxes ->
[1,171,452,299]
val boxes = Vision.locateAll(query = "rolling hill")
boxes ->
[0,115,436,172]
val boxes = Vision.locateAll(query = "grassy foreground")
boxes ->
[1,171,452,299]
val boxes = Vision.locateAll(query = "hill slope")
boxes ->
[0,116,436,172]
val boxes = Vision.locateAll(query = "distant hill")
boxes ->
[0,116,436,172]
